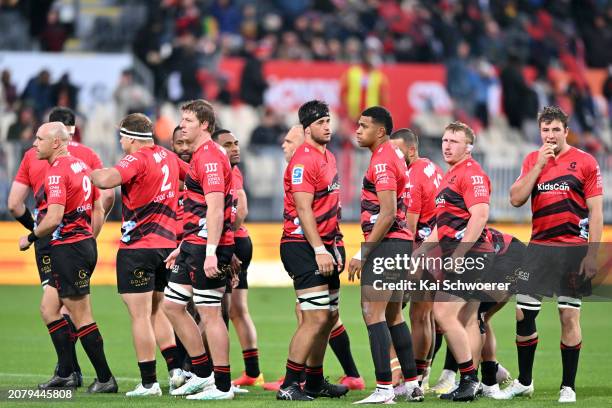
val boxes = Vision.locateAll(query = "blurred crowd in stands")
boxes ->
[1,1,612,185]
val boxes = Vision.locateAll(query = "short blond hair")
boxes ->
[445,121,475,144]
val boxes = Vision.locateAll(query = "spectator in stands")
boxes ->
[132,14,167,99]
[239,41,268,108]
[51,73,78,110]
[174,0,202,37]
[567,81,604,154]
[603,65,612,126]
[166,32,203,101]
[473,60,498,129]
[446,41,476,119]
[249,108,286,147]
[500,54,530,130]
[581,15,612,69]
[21,69,53,120]
[113,69,154,119]
[1,69,17,111]
[7,104,35,142]
[339,47,390,122]
[7,104,35,157]
[39,8,68,52]
[211,0,242,35]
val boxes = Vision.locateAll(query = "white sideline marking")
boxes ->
[0,372,140,382]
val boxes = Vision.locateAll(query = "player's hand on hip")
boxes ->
[348,258,362,282]
[204,254,219,278]
[165,247,181,269]
[18,236,32,251]
[316,252,336,277]
[579,255,597,279]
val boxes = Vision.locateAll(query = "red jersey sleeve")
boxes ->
[233,167,244,190]
[178,157,189,181]
[372,157,397,192]
[517,152,536,181]
[583,158,603,199]
[89,151,104,170]
[461,168,490,209]
[115,153,144,183]
[200,155,226,194]
[290,156,316,194]
[45,168,67,206]
[407,171,423,214]
[14,154,31,186]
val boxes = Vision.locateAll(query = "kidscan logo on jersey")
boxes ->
[537,181,570,192]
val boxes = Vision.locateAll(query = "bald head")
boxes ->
[34,122,70,161]
[282,125,305,162]
[44,122,71,143]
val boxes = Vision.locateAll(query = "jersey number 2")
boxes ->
[161,164,172,192]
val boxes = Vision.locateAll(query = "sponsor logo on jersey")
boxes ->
[374,163,387,174]
[70,161,86,174]
[537,181,570,192]
[205,163,218,173]
[292,164,304,185]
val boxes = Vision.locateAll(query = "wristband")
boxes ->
[206,244,217,256]
[313,245,327,255]
[27,232,39,243]
[16,208,35,231]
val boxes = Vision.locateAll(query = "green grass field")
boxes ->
[0,285,611,407]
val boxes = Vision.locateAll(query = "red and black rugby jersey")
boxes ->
[231,166,249,239]
[406,157,443,242]
[114,145,183,249]
[360,141,412,241]
[45,155,99,245]
[435,157,493,252]
[182,140,234,246]
[14,143,103,225]
[518,146,603,244]
[282,143,340,245]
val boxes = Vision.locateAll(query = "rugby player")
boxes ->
[162,99,237,400]
[498,106,603,403]
[390,128,442,392]
[348,107,422,404]
[8,107,111,389]
[419,121,495,402]
[277,100,348,400]
[211,129,265,387]
[90,114,186,396]
[18,122,116,393]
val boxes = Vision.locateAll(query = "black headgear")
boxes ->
[299,100,330,129]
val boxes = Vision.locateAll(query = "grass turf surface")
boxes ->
[0,285,610,407]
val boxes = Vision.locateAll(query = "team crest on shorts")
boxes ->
[292,165,304,185]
